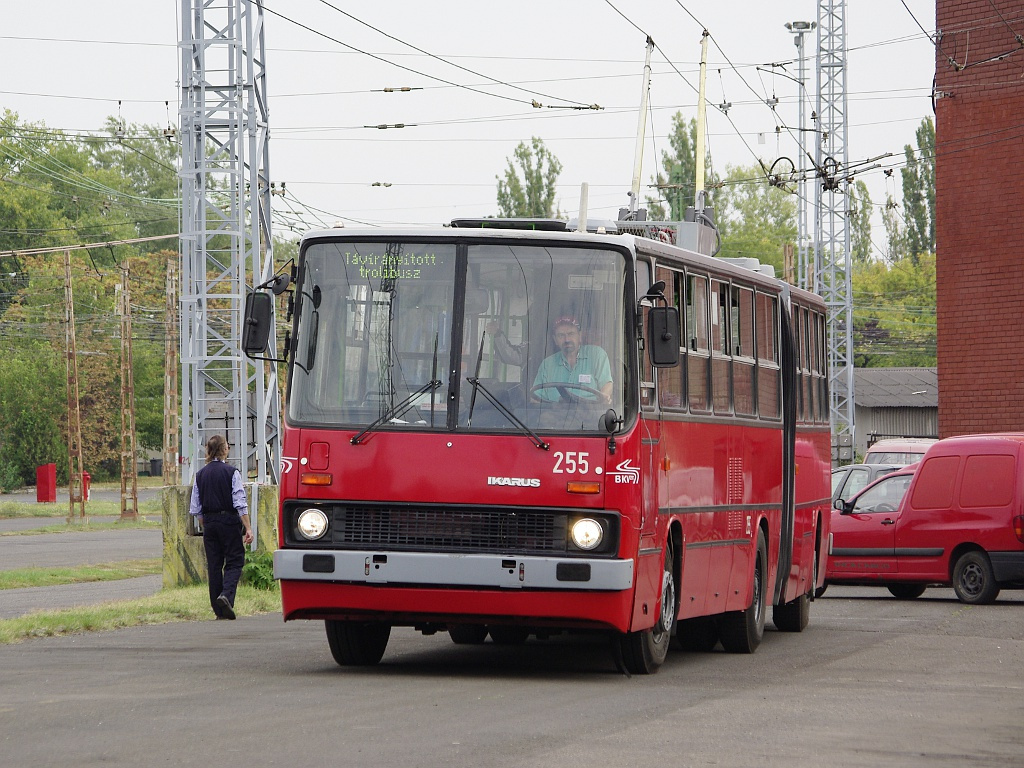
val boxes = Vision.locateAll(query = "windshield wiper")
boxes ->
[350,379,442,445]
[464,377,550,451]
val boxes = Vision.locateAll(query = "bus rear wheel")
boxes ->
[772,592,810,632]
[719,530,767,653]
[325,620,391,666]
[619,546,676,674]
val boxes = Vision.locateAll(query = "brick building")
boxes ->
[934,0,1024,435]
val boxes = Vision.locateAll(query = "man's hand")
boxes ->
[243,528,254,545]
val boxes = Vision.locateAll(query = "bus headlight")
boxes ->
[570,518,603,550]
[296,508,329,540]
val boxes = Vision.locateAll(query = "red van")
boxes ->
[827,433,1024,604]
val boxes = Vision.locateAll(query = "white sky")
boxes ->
[2,0,937,242]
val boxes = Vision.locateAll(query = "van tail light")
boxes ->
[1013,515,1024,544]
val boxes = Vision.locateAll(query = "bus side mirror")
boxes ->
[647,306,681,367]
[242,292,274,355]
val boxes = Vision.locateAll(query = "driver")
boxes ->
[533,317,612,403]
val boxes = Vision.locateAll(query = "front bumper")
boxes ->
[274,548,634,591]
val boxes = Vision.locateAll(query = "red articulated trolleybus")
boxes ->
[245,218,831,674]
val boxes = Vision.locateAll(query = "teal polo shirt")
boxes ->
[533,345,612,400]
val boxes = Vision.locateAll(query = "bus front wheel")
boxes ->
[325,620,391,666]
[618,546,676,674]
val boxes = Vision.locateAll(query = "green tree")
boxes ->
[901,116,935,260]
[496,137,562,217]
[848,180,874,264]
[0,344,66,489]
[645,112,717,221]
[713,163,797,273]
[852,253,936,367]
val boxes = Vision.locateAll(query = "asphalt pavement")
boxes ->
[0,487,166,619]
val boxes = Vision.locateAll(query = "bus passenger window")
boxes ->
[733,286,755,416]
[711,280,731,415]
[657,268,684,409]
[686,274,710,412]
[756,292,780,419]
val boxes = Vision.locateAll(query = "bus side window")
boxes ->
[686,274,710,412]
[756,292,780,419]
[657,267,684,409]
[732,286,755,416]
[711,279,732,415]
[639,260,656,409]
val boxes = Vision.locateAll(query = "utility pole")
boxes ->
[815,0,855,461]
[119,258,139,520]
[179,0,281,488]
[786,20,816,291]
[63,250,86,523]
[163,256,180,486]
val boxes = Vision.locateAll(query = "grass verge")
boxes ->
[0,499,164,520]
[0,559,162,590]
[0,584,282,645]
[0,519,161,536]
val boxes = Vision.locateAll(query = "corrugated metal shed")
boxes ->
[853,368,938,409]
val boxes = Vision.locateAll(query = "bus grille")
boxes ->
[329,505,568,555]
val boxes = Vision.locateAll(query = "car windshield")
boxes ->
[287,239,630,435]
[850,474,913,514]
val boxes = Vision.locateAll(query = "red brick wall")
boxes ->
[935,0,1024,436]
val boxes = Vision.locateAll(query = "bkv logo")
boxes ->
[607,460,640,484]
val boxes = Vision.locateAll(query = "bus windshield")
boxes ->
[288,239,631,435]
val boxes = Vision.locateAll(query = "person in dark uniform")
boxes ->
[188,435,254,620]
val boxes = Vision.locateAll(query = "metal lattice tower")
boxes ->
[179,0,280,485]
[815,0,855,449]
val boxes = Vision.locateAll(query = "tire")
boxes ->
[719,530,767,654]
[325,620,391,666]
[672,616,718,652]
[619,546,677,674]
[952,551,1001,605]
[448,624,488,645]
[487,626,530,645]
[887,583,927,600]
[773,592,810,632]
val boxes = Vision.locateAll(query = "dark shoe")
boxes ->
[216,595,236,620]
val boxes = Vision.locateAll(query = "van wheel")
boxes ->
[952,551,1000,605]
[887,583,926,599]
[719,530,767,653]
[619,546,676,673]
[325,620,390,666]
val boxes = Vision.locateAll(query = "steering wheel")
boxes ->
[874,503,896,513]
[530,382,605,403]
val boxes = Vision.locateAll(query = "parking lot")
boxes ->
[1,584,1021,767]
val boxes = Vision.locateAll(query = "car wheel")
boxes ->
[952,551,1001,605]
[719,530,767,654]
[887,583,926,599]
[325,620,390,666]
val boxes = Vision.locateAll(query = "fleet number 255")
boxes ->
[553,451,589,474]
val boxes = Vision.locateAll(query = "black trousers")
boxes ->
[202,514,245,615]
